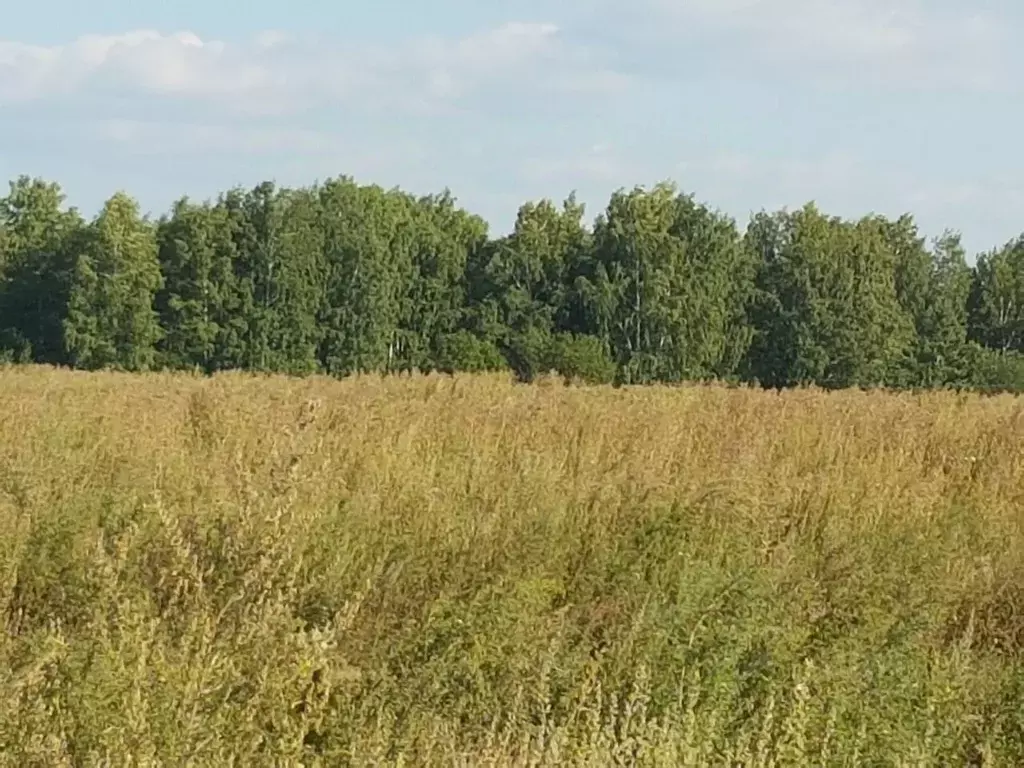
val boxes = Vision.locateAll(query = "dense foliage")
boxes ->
[1,175,1022,390]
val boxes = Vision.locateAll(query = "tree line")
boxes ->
[1,174,1022,391]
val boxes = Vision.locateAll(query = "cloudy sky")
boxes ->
[2,0,1022,255]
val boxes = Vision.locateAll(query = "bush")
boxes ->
[502,327,555,383]
[548,333,617,385]
[964,344,1024,394]
[434,330,507,374]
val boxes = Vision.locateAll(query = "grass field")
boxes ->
[0,367,1023,766]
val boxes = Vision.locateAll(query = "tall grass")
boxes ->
[0,366,1022,765]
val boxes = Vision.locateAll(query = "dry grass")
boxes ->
[0,366,1023,765]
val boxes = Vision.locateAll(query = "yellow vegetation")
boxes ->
[0,367,1022,765]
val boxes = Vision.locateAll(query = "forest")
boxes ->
[1,174,1023,391]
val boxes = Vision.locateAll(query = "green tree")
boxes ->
[0,176,83,363]
[64,192,164,370]
[317,178,412,375]
[888,222,973,386]
[575,183,754,384]
[466,194,592,376]
[198,183,327,376]
[155,198,241,371]
[269,187,326,375]
[231,181,286,372]
[393,190,488,372]
[969,236,1024,354]
[745,205,914,389]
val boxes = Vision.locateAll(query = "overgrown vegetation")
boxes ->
[1,367,1022,765]
[1,176,1023,392]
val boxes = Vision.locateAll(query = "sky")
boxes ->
[2,0,1023,256]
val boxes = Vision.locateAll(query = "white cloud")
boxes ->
[0,31,262,103]
[0,23,626,114]
[646,0,1010,89]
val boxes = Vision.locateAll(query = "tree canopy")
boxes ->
[0,173,1021,391]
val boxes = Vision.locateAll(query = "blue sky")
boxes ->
[2,0,1022,256]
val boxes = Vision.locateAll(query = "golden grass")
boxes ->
[0,366,1023,765]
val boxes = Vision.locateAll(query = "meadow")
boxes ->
[0,367,1023,766]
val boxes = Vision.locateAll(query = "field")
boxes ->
[1,368,1023,766]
